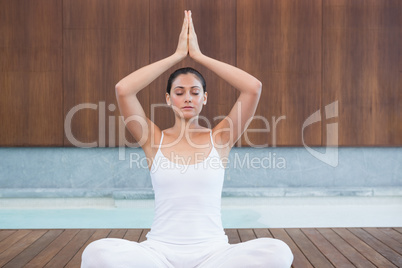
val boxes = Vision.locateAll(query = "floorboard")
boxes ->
[317,228,376,268]
[0,228,400,267]
[301,228,354,267]
[347,228,401,267]
[286,228,334,267]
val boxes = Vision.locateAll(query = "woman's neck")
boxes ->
[169,116,208,137]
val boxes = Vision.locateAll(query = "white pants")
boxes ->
[81,237,293,268]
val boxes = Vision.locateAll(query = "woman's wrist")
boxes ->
[173,51,187,62]
[190,52,204,63]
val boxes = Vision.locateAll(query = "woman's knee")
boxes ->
[81,238,166,268]
[81,238,112,267]
[81,239,106,268]
[256,238,294,267]
[83,238,108,256]
[234,238,293,267]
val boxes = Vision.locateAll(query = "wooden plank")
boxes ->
[123,229,143,242]
[332,228,396,267]
[44,229,95,268]
[237,228,256,242]
[363,228,402,255]
[0,230,31,254]
[270,228,313,268]
[0,0,63,146]
[378,228,402,245]
[0,230,46,267]
[225,229,240,244]
[25,229,79,268]
[0,230,15,242]
[139,229,150,242]
[393,227,402,235]
[237,0,322,147]
[107,229,127,239]
[63,0,149,147]
[2,230,63,268]
[323,0,402,145]
[65,229,111,268]
[286,228,334,267]
[301,228,354,267]
[1,228,401,267]
[0,72,63,146]
[253,228,273,239]
[347,227,402,267]
[318,228,376,268]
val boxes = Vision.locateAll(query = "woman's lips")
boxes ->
[182,106,194,109]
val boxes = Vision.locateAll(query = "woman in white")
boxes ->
[81,10,294,268]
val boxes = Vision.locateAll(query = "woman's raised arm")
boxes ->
[188,11,262,149]
[115,11,189,96]
[115,11,189,148]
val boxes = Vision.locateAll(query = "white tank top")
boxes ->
[146,130,229,245]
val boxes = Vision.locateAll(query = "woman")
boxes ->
[81,10,293,268]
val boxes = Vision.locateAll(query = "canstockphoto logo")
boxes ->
[302,101,338,167]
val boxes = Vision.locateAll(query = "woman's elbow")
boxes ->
[253,79,262,94]
[115,82,127,97]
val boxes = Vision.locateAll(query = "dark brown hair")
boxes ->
[166,67,206,95]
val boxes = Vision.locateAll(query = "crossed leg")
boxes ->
[198,237,294,268]
[81,238,174,268]
[81,237,293,268]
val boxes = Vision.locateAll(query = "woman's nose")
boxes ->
[184,92,192,101]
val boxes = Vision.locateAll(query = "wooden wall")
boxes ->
[0,0,63,146]
[0,0,400,147]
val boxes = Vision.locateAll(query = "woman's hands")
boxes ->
[175,11,189,59]
[174,10,203,60]
[188,11,202,59]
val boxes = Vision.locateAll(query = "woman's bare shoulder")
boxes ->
[141,126,162,154]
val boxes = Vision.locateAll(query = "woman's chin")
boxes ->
[175,113,199,121]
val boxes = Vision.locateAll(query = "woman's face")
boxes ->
[167,73,207,120]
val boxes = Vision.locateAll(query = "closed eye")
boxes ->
[176,93,199,95]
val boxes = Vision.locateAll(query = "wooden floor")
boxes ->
[0,228,401,267]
